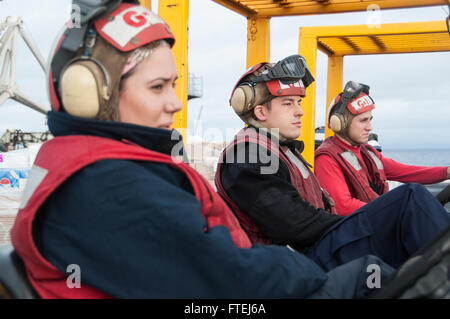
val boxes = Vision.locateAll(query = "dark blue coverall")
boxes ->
[305,183,450,271]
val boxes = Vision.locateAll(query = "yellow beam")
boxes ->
[298,31,318,168]
[319,34,450,56]
[299,20,450,146]
[158,0,189,136]
[300,20,448,38]
[138,0,151,10]
[325,56,343,138]
[306,21,450,55]
[246,17,270,68]
[211,0,256,17]
[211,0,448,18]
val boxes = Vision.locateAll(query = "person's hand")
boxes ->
[447,167,450,179]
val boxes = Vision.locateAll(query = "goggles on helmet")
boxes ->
[343,81,370,100]
[74,0,133,25]
[252,54,314,88]
[332,81,374,116]
[60,1,140,54]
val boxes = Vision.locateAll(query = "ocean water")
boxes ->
[382,149,450,167]
[382,149,450,212]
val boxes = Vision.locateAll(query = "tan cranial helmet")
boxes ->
[327,81,375,135]
[229,55,314,124]
[229,63,274,123]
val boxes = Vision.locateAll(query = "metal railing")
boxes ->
[0,129,52,151]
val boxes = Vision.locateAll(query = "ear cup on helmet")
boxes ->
[59,59,110,118]
[230,85,255,115]
[230,82,274,121]
[329,113,346,134]
[230,85,255,117]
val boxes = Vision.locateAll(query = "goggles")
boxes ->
[333,81,374,115]
[342,81,370,100]
[252,54,315,88]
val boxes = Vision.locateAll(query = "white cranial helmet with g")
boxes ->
[47,0,175,121]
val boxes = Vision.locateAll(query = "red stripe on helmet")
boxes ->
[266,79,306,97]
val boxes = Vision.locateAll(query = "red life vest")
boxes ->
[315,136,388,203]
[11,135,251,299]
[215,128,336,245]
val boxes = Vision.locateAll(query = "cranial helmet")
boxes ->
[327,81,375,135]
[229,55,315,124]
[47,1,175,121]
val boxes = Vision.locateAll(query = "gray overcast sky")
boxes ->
[1,0,449,149]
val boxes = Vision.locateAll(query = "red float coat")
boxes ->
[216,128,336,245]
[11,135,251,298]
[315,135,448,216]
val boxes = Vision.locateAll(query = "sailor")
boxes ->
[9,0,398,299]
[215,56,450,272]
[315,81,450,216]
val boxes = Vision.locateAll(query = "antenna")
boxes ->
[194,104,203,136]
[0,17,50,114]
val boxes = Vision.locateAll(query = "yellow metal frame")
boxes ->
[212,1,450,168]
[212,0,448,18]
[246,17,270,68]
[137,0,450,158]
[139,0,189,138]
[299,20,450,166]
[138,0,151,10]
[158,0,189,137]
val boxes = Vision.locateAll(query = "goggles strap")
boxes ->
[61,24,89,53]
[335,82,371,115]
[252,54,312,86]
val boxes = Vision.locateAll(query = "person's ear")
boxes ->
[254,104,267,122]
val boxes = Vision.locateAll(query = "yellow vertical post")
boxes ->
[246,17,270,68]
[158,0,189,137]
[325,55,343,138]
[298,29,318,167]
[138,0,151,9]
